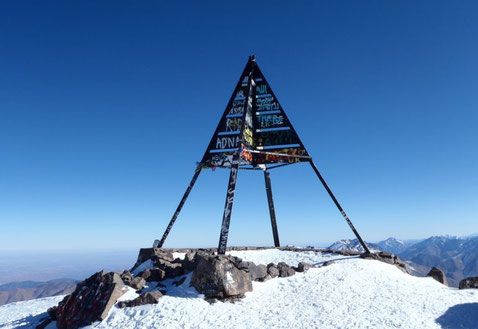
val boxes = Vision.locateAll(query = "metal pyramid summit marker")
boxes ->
[201,56,309,169]
[156,56,371,255]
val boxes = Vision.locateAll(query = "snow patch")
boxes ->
[172,252,186,260]
[228,249,354,266]
[131,259,153,276]
[0,295,64,329]
[225,271,235,285]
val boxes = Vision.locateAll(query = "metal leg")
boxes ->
[157,165,202,248]
[217,159,240,254]
[264,170,280,247]
[309,160,371,254]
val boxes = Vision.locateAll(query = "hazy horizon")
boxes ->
[2,232,477,285]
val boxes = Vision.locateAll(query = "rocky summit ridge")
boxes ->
[34,246,478,329]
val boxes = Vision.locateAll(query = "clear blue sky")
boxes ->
[1,1,477,251]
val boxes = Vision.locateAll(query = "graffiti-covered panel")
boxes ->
[201,58,309,168]
[247,66,309,164]
[201,63,254,168]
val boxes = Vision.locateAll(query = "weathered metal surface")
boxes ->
[264,170,280,247]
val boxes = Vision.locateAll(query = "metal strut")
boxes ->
[217,57,256,254]
[309,160,371,254]
[264,170,280,247]
[156,164,202,248]
[217,159,240,254]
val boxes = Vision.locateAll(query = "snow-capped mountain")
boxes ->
[327,237,410,254]
[1,249,477,329]
[377,237,410,254]
[326,239,380,253]
[399,235,478,287]
[327,235,478,287]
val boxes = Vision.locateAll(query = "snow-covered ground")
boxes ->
[0,295,64,328]
[1,249,478,329]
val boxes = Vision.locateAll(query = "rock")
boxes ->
[321,261,334,267]
[173,277,186,286]
[262,274,272,282]
[339,250,361,256]
[130,277,146,290]
[296,262,312,272]
[133,247,183,281]
[236,261,268,281]
[360,252,409,273]
[54,271,126,329]
[236,260,253,271]
[140,269,151,280]
[141,268,166,282]
[120,270,133,285]
[47,306,58,320]
[267,263,279,278]
[154,258,184,278]
[459,277,478,289]
[133,248,174,270]
[191,252,252,299]
[427,267,448,285]
[183,251,197,272]
[277,262,296,277]
[117,291,163,308]
[249,264,268,281]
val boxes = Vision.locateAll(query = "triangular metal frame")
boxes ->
[155,56,371,255]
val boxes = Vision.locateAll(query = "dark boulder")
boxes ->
[427,267,448,286]
[53,271,126,329]
[154,257,184,278]
[120,270,133,286]
[237,261,268,281]
[250,264,268,281]
[132,248,174,270]
[47,306,58,320]
[182,251,198,272]
[117,291,163,308]
[141,268,166,282]
[339,250,362,256]
[295,262,313,272]
[191,252,252,299]
[236,260,253,271]
[130,277,146,290]
[277,262,296,277]
[459,277,478,289]
[132,247,184,282]
[267,263,279,278]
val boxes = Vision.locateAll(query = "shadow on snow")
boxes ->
[1,312,48,329]
[436,303,478,329]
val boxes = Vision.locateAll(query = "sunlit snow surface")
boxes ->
[0,295,64,328]
[1,249,478,329]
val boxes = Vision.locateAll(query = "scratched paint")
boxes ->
[202,59,309,169]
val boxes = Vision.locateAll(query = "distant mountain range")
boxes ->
[327,235,478,287]
[327,237,413,254]
[327,239,380,253]
[400,236,478,287]
[0,278,77,306]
